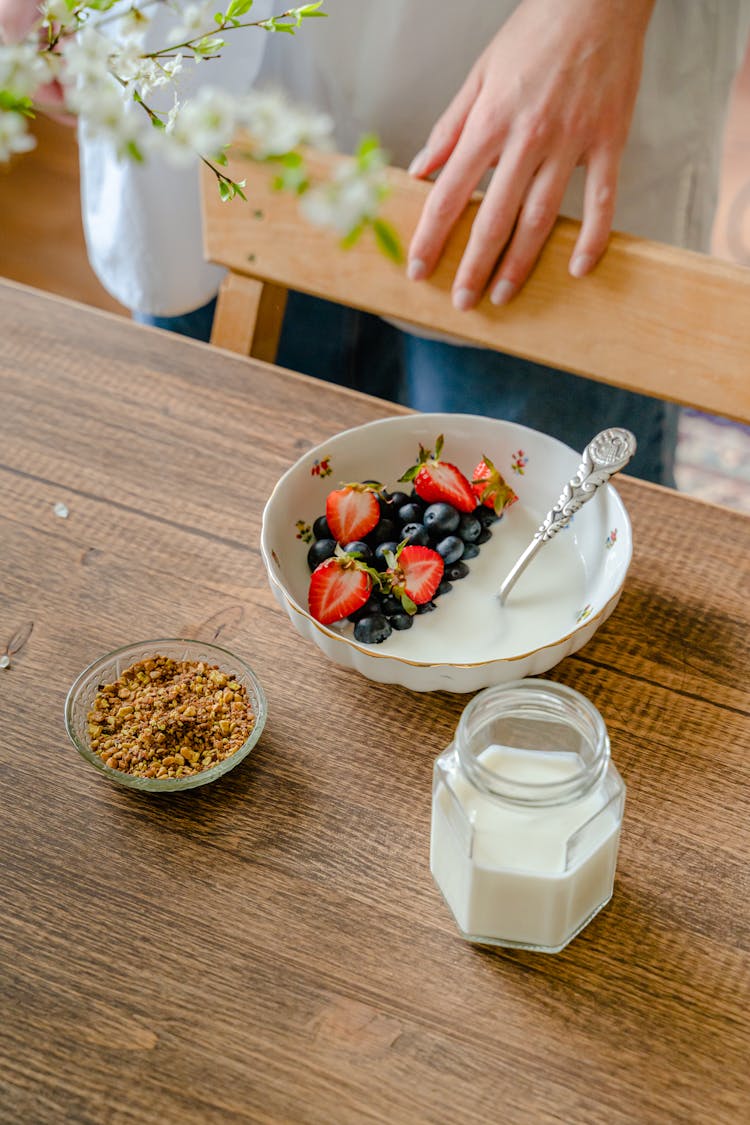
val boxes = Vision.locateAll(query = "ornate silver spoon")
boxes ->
[497,427,637,604]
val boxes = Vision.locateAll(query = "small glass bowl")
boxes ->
[65,639,268,793]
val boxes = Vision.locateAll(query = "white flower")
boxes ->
[161,85,237,165]
[301,162,385,235]
[0,110,36,162]
[61,26,113,86]
[0,42,48,98]
[116,7,151,44]
[39,0,78,32]
[167,2,216,45]
[238,88,333,158]
[69,80,146,156]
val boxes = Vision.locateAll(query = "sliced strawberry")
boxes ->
[471,455,518,516]
[308,554,374,625]
[325,483,381,544]
[385,544,444,614]
[399,435,475,513]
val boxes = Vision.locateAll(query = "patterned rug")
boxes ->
[675,410,750,513]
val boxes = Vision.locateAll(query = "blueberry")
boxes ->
[348,592,383,623]
[476,527,493,545]
[416,600,438,614]
[400,522,430,546]
[436,579,453,597]
[312,514,331,539]
[354,614,392,645]
[390,613,414,631]
[373,541,399,570]
[446,561,469,581]
[307,538,337,571]
[476,506,499,528]
[435,535,465,565]
[387,491,410,511]
[343,540,373,563]
[423,502,460,536]
[461,542,480,560]
[368,518,399,546]
[457,512,482,542]
[381,594,403,617]
[397,502,424,526]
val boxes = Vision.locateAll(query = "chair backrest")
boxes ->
[200,146,750,425]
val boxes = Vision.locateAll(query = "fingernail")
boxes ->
[408,147,429,176]
[452,287,476,311]
[570,253,595,278]
[407,257,428,282]
[490,279,517,306]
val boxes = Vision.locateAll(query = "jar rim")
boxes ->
[454,679,610,806]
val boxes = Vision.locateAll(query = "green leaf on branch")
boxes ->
[259,17,296,32]
[125,140,144,163]
[226,0,255,17]
[340,222,365,250]
[218,177,247,202]
[214,150,229,166]
[373,219,403,263]
[355,133,388,173]
[268,150,309,193]
[291,2,327,19]
[0,92,35,116]
[193,35,225,54]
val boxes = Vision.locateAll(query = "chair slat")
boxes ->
[201,146,750,424]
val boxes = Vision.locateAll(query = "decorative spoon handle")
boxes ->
[497,427,637,604]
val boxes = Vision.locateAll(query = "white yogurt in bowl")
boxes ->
[261,414,632,692]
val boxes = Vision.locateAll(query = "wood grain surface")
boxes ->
[202,147,750,424]
[1,281,748,1125]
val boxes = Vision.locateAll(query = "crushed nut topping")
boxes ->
[86,656,255,780]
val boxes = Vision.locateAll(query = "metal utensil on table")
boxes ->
[497,427,637,605]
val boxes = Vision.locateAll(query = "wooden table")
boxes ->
[1,280,748,1125]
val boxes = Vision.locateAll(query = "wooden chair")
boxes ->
[200,146,750,425]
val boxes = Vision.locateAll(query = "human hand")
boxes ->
[407,0,655,309]
[0,0,71,118]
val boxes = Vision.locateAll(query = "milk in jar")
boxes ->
[430,680,625,953]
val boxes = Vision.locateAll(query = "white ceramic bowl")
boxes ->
[261,414,632,693]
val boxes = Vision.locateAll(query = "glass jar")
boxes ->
[430,679,625,953]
